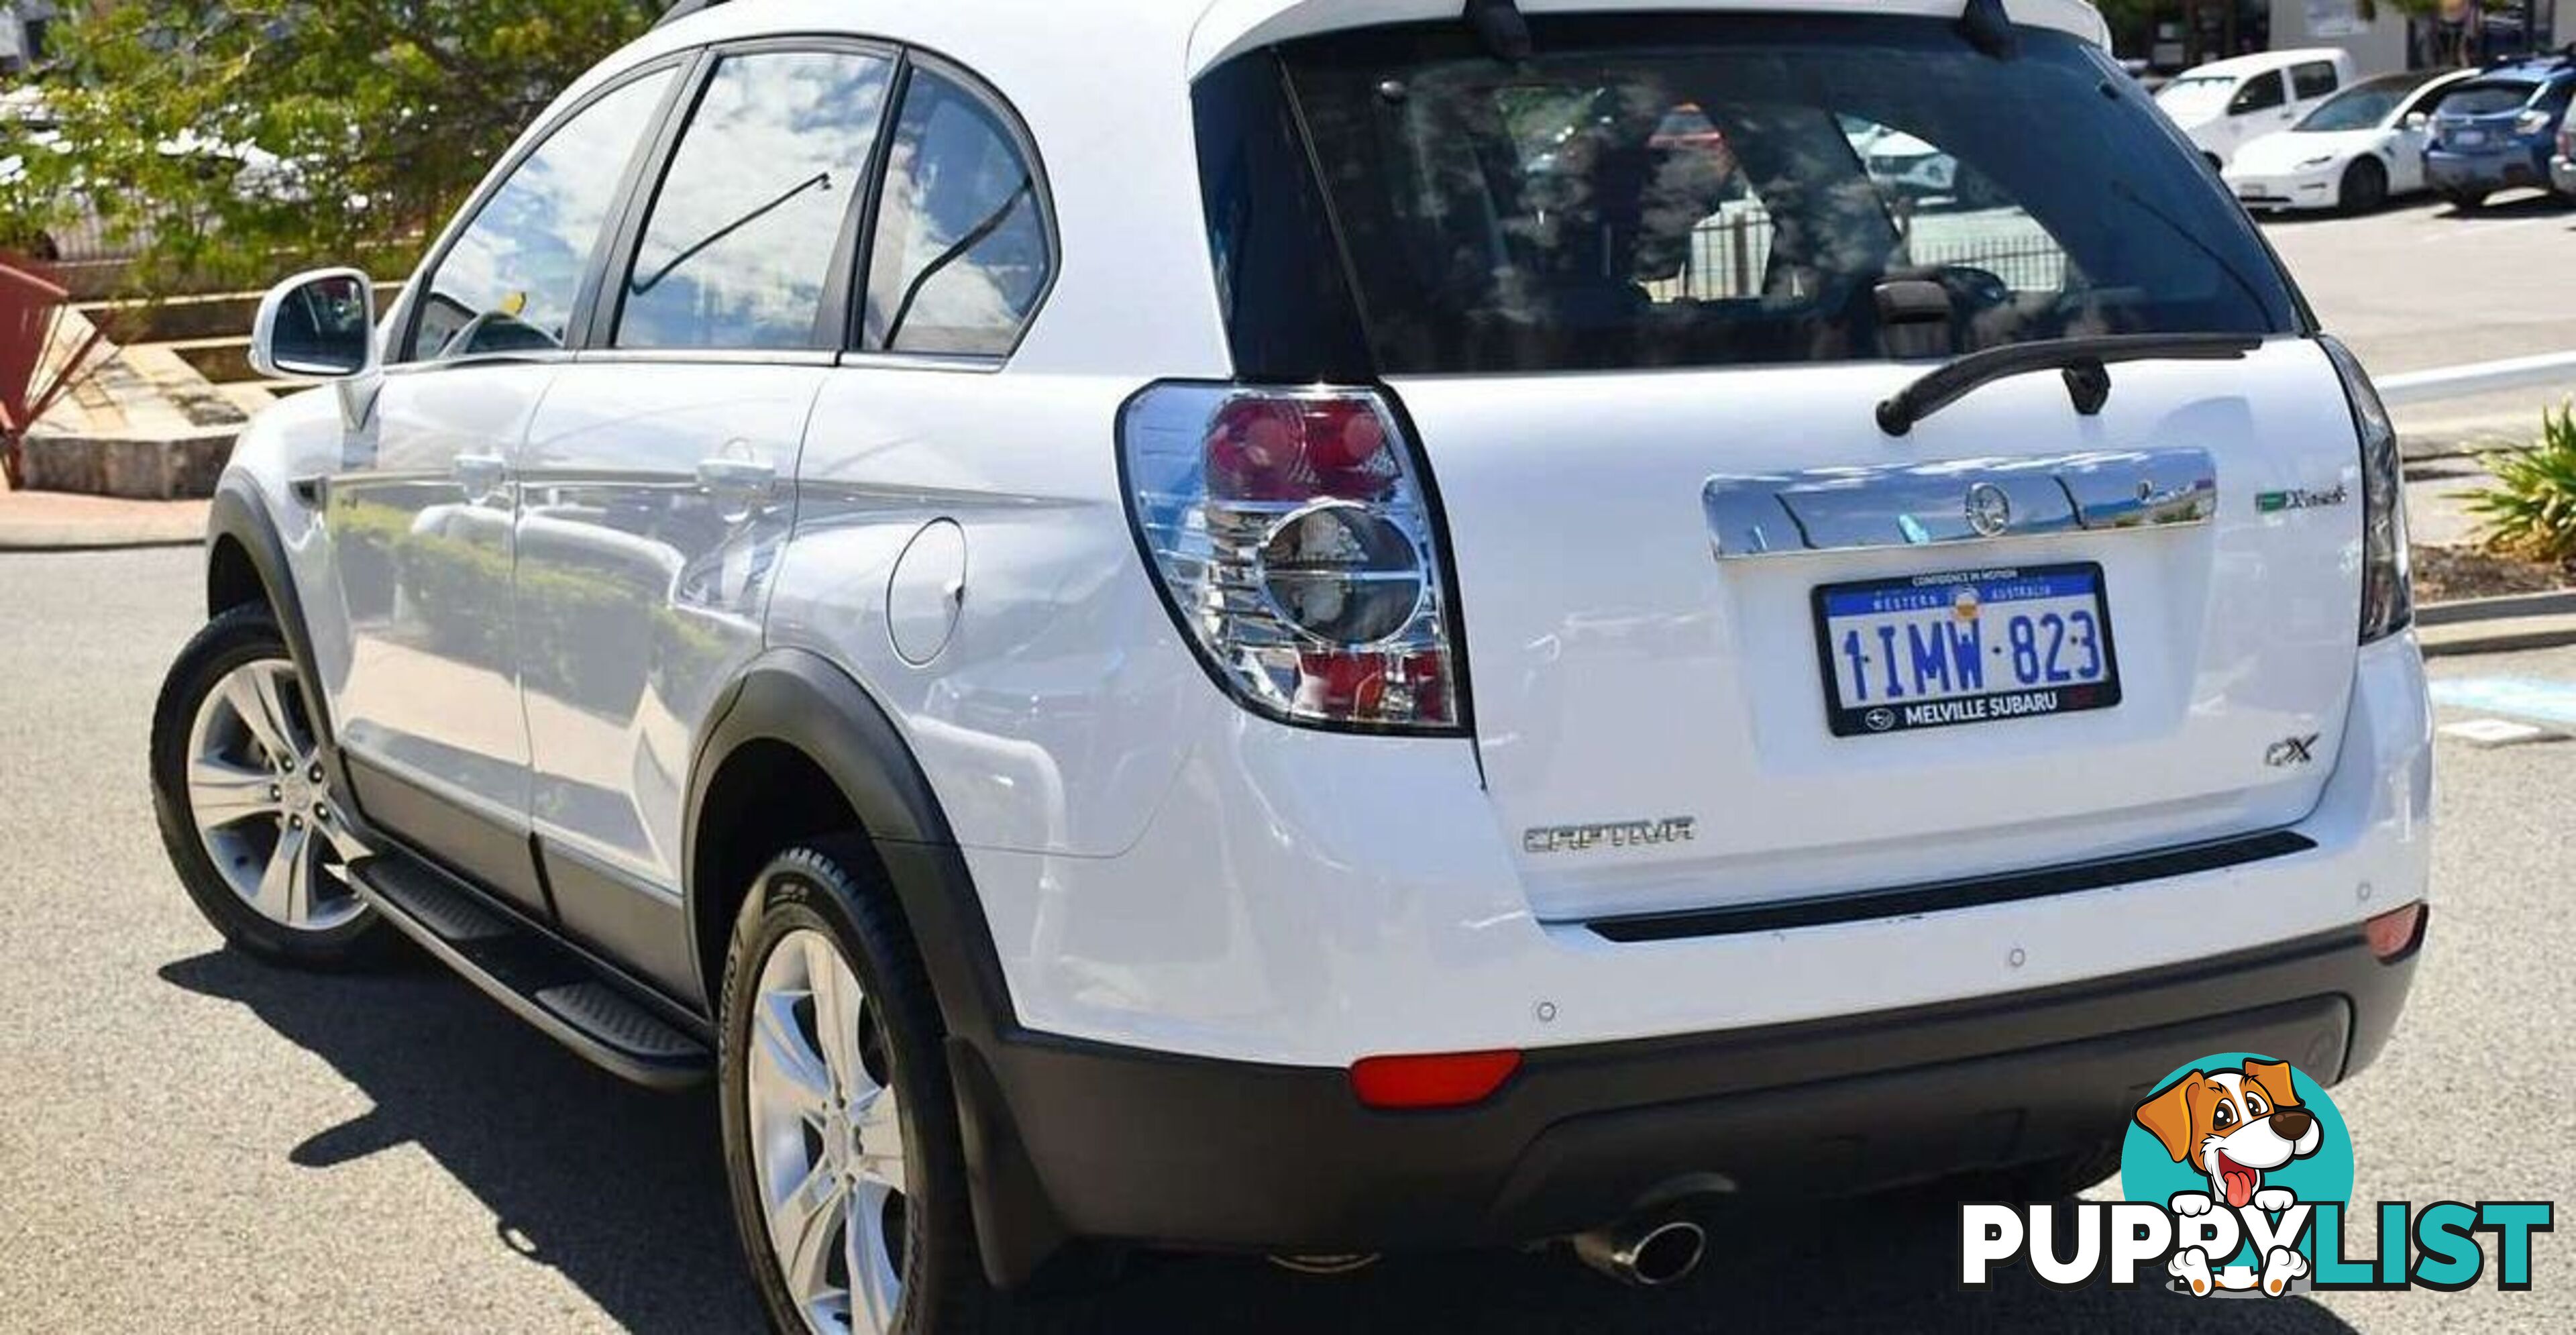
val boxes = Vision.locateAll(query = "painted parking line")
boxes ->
[2429,677,2576,727]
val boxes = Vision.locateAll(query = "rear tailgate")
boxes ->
[1397,346,2358,921]
[1268,9,2361,922]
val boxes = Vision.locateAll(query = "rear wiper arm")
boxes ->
[1875,333,2261,437]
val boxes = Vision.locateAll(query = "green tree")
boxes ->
[3,1,663,289]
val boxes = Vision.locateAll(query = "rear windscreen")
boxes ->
[1275,15,2300,375]
[2440,80,2540,116]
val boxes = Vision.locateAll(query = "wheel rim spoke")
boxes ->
[223,665,302,765]
[189,757,281,833]
[804,935,868,1097]
[258,823,315,924]
[767,1157,851,1314]
[849,1185,904,1331]
[850,1088,908,1197]
[752,992,835,1125]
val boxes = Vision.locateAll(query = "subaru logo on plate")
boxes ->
[1865,707,1898,733]
[1965,482,2012,538]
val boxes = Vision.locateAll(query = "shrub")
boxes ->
[2465,400,2576,565]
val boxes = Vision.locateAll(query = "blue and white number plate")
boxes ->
[1813,564,2121,737]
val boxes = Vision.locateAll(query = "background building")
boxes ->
[2108,1,2561,74]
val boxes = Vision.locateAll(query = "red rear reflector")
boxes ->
[2365,902,2426,961]
[1350,1051,1523,1110]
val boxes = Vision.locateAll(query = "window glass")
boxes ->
[1280,17,2294,375]
[408,70,674,362]
[618,50,893,350]
[863,68,1051,357]
[2231,72,2288,114]
[2298,73,2432,131]
[2441,79,2541,117]
[2291,62,2340,101]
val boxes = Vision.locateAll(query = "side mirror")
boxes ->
[2402,112,2431,132]
[250,267,377,380]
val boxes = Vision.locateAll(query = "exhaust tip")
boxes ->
[1572,1216,1707,1287]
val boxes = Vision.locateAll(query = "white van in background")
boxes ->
[2157,47,2356,168]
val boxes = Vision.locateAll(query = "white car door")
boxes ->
[513,44,896,998]
[320,65,686,916]
[2222,71,2296,160]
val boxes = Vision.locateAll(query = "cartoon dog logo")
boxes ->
[2133,1058,2323,1295]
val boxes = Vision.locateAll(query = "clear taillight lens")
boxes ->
[2319,335,2412,644]
[2516,109,2553,138]
[1120,383,1462,732]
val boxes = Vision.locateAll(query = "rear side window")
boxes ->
[862,66,1051,358]
[616,50,894,351]
[408,70,676,362]
[2231,72,2287,114]
[1270,15,2297,376]
[2291,62,2339,101]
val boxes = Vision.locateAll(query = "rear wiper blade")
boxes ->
[1875,333,2262,437]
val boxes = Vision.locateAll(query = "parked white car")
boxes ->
[152,1,2432,1329]
[2157,48,2356,168]
[2224,68,2477,213]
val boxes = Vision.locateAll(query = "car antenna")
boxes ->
[1957,0,2019,60]
[1464,0,1532,62]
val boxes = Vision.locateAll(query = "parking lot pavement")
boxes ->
[2256,193,2576,443]
[1,548,2570,1333]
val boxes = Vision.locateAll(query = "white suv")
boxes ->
[148,1,2433,1329]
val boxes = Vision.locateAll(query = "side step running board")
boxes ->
[349,851,712,1089]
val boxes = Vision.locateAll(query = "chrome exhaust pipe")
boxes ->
[1571,1214,1707,1287]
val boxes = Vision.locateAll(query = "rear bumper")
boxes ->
[2553,155,2576,196]
[2426,145,2554,191]
[975,920,2418,1253]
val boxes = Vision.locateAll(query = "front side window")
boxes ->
[2231,72,2288,115]
[407,70,676,362]
[862,67,1052,357]
[1279,15,2296,375]
[617,50,894,350]
[2292,62,2340,101]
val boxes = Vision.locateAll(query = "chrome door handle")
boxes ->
[453,453,510,506]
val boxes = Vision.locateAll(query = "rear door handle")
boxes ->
[453,453,510,506]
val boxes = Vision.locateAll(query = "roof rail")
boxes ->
[656,0,725,30]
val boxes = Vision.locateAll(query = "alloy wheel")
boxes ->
[747,928,912,1334]
[183,658,366,932]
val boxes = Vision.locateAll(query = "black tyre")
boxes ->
[719,839,1024,1334]
[2447,188,2487,212]
[150,604,392,969]
[2340,158,2389,215]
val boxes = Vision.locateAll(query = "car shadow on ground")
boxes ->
[163,947,2363,1335]
[2445,191,2575,221]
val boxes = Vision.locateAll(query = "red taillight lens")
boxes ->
[1205,396,1393,501]
[2365,902,2426,961]
[1350,1050,1523,1110]
[1122,384,1463,731]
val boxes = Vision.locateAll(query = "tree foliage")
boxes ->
[4,1,663,288]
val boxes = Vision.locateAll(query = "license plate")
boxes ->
[2453,129,2489,148]
[1813,564,2121,737]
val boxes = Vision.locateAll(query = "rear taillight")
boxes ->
[2516,108,2554,138]
[2318,336,2412,644]
[2559,125,2575,159]
[1120,383,1464,732]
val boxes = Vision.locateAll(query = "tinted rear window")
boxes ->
[2442,80,2540,116]
[1273,15,2298,375]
